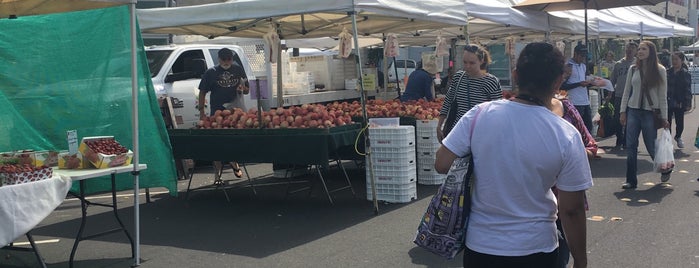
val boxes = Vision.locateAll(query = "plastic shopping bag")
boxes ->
[654,129,675,173]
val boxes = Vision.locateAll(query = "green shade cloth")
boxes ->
[0,6,177,195]
[168,124,362,166]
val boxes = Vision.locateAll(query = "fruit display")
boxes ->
[197,103,355,129]
[0,163,53,186]
[58,151,86,169]
[78,136,133,169]
[195,98,445,129]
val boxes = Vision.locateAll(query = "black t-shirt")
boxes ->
[198,63,247,115]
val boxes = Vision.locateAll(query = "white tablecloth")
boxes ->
[0,174,72,245]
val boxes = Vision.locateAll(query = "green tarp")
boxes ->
[0,6,177,195]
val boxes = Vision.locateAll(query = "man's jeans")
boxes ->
[625,108,658,186]
[574,105,593,133]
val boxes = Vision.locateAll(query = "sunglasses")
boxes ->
[464,44,480,53]
[220,57,233,61]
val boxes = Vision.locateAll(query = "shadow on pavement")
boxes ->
[407,246,462,267]
[612,183,674,206]
[28,164,439,261]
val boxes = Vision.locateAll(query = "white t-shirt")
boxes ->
[443,99,593,257]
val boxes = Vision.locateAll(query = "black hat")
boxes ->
[574,44,588,54]
[218,48,234,60]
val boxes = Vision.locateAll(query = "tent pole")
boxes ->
[129,1,141,267]
[584,0,589,50]
[350,11,378,215]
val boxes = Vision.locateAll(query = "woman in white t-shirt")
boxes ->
[435,42,593,268]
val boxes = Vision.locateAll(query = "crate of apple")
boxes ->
[79,137,133,169]
[0,163,53,186]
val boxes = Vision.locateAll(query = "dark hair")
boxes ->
[637,40,663,90]
[672,51,688,69]
[516,42,565,93]
[464,44,491,70]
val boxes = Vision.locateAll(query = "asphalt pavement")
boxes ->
[3,97,699,268]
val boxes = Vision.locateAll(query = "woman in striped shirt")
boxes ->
[437,44,503,142]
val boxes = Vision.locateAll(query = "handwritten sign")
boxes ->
[67,130,78,155]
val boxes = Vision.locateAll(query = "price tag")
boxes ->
[67,130,78,155]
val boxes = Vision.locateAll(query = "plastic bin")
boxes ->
[368,126,415,148]
[365,166,417,184]
[417,173,447,185]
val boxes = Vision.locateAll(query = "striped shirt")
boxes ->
[440,70,503,130]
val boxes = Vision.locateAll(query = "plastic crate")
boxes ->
[417,160,437,174]
[371,146,415,154]
[366,187,418,203]
[368,126,415,148]
[416,119,438,130]
[416,135,439,145]
[368,152,416,167]
[416,140,440,154]
[417,173,447,185]
[366,181,417,195]
[365,166,417,184]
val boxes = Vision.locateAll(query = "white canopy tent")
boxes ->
[138,0,468,39]
[138,0,469,214]
[548,6,695,38]
[0,0,144,266]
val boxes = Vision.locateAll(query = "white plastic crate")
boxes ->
[417,160,437,174]
[366,185,418,203]
[416,119,439,130]
[416,128,437,139]
[368,126,415,148]
[366,166,417,184]
[418,173,447,185]
[416,135,439,145]
[416,141,440,155]
[371,146,415,154]
[366,181,416,196]
[369,152,416,167]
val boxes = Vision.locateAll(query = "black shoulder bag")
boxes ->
[443,72,469,136]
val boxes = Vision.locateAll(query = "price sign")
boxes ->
[67,130,78,155]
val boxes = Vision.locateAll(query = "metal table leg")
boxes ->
[69,174,135,268]
[3,232,48,268]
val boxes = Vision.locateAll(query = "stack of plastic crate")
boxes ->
[365,125,417,203]
[415,120,447,185]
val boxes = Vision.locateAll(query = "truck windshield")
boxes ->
[146,50,174,78]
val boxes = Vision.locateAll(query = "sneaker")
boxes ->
[621,183,637,189]
[660,172,671,183]
[675,138,684,148]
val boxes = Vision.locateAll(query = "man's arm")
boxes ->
[198,89,208,120]
[558,190,588,268]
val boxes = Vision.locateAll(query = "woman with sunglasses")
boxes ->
[436,44,503,142]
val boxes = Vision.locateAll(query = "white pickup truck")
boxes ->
[146,44,256,128]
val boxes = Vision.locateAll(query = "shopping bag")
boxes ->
[654,129,675,173]
[413,156,474,259]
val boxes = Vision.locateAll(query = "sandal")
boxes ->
[213,179,224,186]
[231,162,243,178]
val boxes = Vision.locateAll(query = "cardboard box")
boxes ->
[0,166,53,185]
[58,151,88,169]
[31,150,60,167]
[78,136,133,169]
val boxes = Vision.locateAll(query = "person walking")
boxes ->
[598,51,616,79]
[436,44,502,142]
[619,41,670,189]
[666,51,693,148]
[563,43,593,133]
[610,41,639,150]
[435,42,592,268]
[198,48,249,184]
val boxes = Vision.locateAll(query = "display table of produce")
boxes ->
[168,124,362,204]
[54,164,147,268]
[1,173,72,268]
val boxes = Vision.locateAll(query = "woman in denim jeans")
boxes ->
[619,41,670,189]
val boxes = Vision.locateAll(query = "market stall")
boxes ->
[0,3,173,266]
[169,124,362,204]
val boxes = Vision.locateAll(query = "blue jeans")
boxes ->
[574,105,593,134]
[625,108,657,186]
